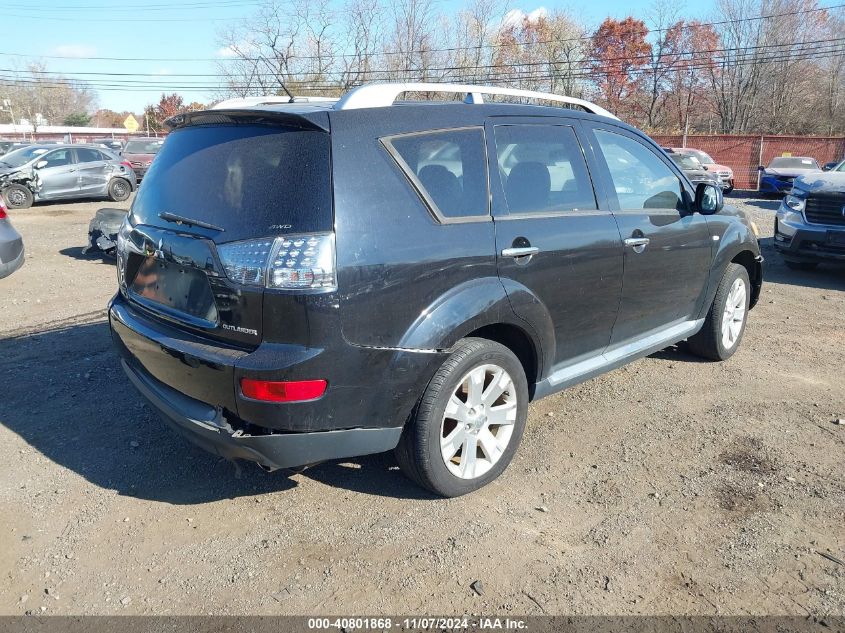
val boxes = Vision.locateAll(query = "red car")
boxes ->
[665,147,735,193]
[122,137,164,181]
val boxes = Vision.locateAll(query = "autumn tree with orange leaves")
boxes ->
[588,17,651,121]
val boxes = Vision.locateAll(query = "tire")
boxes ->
[688,263,751,361]
[2,184,33,209]
[395,338,529,497]
[108,178,131,202]
[724,186,734,195]
[784,259,818,271]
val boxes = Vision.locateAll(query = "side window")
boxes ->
[41,149,73,168]
[494,125,597,214]
[76,148,105,163]
[593,129,684,211]
[385,128,488,220]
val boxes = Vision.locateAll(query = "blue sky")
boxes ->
[2,0,699,114]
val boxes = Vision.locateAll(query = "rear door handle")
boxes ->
[623,237,650,253]
[501,246,540,258]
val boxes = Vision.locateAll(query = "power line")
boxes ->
[1,2,843,61]
[2,37,842,90]
[5,36,841,82]
[3,0,261,9]
[3,42,843,93]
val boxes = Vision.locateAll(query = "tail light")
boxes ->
[120,160,133,169]
[240,378,327,402]
[0,202,7,219]
[216,232,336,291]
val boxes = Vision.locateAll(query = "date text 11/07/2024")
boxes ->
[306,617,529,630]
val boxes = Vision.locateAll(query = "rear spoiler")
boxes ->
[164,109,330,133]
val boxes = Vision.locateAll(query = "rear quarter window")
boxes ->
[383,127,489,222]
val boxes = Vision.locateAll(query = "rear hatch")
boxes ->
[119,114,333,349]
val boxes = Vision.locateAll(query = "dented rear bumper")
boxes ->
[120,357,402,471]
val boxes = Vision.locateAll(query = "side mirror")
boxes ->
[757,165,765,172]
[695,182,723,215]
[34,160,48,169]
[823,162,837,171]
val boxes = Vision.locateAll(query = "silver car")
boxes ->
[0,200,24,279]
[0,144,136,209]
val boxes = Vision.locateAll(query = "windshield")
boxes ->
[835,161,845,172]
[0,146,51,168]
[125,140,164,154]
[671,154,702,170]
[688,149,714,165]
[768,157,819,170]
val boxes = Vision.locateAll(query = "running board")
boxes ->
[532,319,704,400]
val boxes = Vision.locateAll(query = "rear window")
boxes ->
[131,124,332,240]
[125,140,164,154]
[768,157,818,169]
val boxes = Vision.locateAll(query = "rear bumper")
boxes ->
[109,292,444,467]
[121,357,402,470]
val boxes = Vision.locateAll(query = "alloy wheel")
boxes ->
[440,363,518,479]
[7,189,25,207]
[721,277,747,350]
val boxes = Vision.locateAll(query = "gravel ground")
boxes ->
[0,194,843,617]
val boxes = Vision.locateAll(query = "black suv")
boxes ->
[110,84,763,497]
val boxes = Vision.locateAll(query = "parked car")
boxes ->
[0,141,31,158]
[110,83,763,497]
[0,140,17,156]
[667,153,722,188]
[0,199,24,279]
[775,160,845,270]
[759,156,821,196]
[122,138,164,181]
[93,138,125,153]
[0,144,136,209]
[665,147,734,193]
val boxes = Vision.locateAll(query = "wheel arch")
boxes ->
[395,276,552,387]
[464,323,540,392]
[730,249,763,308]
[109,174,136,193]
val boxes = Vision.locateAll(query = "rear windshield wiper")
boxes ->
[159,212,225,232]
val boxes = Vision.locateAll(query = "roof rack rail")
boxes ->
[334,82,618,119]
[211,95,338,110]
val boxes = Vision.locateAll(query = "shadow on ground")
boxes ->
[758,237,845,291]
[0,320,430,504]
[59,246,116,264]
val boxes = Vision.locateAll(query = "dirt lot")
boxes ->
[0,195,843,617]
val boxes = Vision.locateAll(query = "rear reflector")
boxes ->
[240,378,327,403]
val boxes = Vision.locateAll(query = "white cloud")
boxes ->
[216,41,258,58]
[501,7,548,28]
[51,44,97,58]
